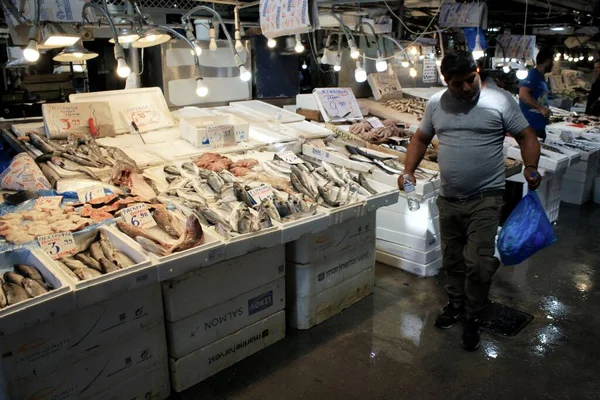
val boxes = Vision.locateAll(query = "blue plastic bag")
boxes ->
[497,191,557,266]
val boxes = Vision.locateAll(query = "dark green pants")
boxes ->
[437,195,503,318]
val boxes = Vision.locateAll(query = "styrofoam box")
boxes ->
[326,200,366,226]
[162,245,285,322]
[170,310,286,392]
[370,168,441,197]
[167,277,285,359]
[376,250,442,277]
[88,362,170,400]
[563,165,597,184]
[376,209,440,241]
[561,178,595,204]
[5,324,168,400]
[376,239,441,265]
[0,249,74,338]
[377,226,439,253]
[277,211,330,244]
[0,283,163,382]
[568,158,597,172]
[362,177,401,214]
[288,266,374,330]
[285,212,376,264]
[212,223,282,261]
[508,145,569,172]
[180,114,250,147]
[287,236,375,300]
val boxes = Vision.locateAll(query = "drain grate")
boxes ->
[480,300,534,337]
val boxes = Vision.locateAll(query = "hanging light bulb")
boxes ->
[568,56,574,62]
[334,54,341,72]
[348,39,359,59]
[516,62,528,80]
[502,64,510,73]
[504,57,510,62]
[190,40,202,56]
[116,57,131,78]
[401,60,409,68]
[294,34,304,53]
[239,65,251,81]
[472,34,485,60]
[196,79,209,97]
[302,61,307,70]
[589,55,594,61]
[354,60,367,82]
[23,39,40,62]
[209,26,217,51]
[267,38,276,48]
[409,67,417,78]
[579,55,584,61]
[321,49,328,64]
[410,46,418,55]
[435,58,442,67]
[375,51,387,72]
[556,52,561,57]
[510,58,517,63]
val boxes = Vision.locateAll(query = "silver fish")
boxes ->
[318,182,341,207]
[28,131,56,153]
[176,189,207,207]
[218,169,237,183]
[89,242,105,263]
[290,173,314,199]
[4,282,30,305]
[167,177,189,192]
[274,198,292,218]
[219,183,237,203]
[206,171,225,192]
[182,162,199,176]
[349,180,372,197]
[260,198,282,222]
[321,161,345,186]
[99,258,119,273]
[238,212,255,234]
[4,271,24,285]
[22,277,49,297]
[103,146,140,172]
[136,237,167,256]
[336,184,351,205]
[55,259,80,281]
[228,202,247,232]
[62,258,89,271]
[74,253,102,272]
[349,154,374,163]
[234,183,254,206]
[99,231,118,264]
[258,207,273,229]
[164,164,181,176]
[358,173,378,195]
[291,166,313,196]
[261,162,289,179]
[61,152,102,168]
[269,160,292,175]
[51,156,100,180]
[199,207,233,230]
[192,179,217,198]
[14,264,44,285]
[114,251,135,268]
[74,267,102,280]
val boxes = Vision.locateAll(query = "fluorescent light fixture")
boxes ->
[550,26,566,31]
[43,35,80,48]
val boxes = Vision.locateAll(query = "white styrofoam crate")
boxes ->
[170,310,286,392]
[213,223,282,261]
[561,178,594,205]
[88,362,171,400]
[0,249,75,338]
[376,239,441,265]
[162,245,285,322]
[230,100,305,123]
[167,277,285,359]
[0,284,163,383]
[370,168,441,197]
[287,236,375,299]
[277,211,330,244]
[547,206,560,223]
[563,167,597,184]
[508,145,569,172]
[376,209,440,241]
[180,114,249,147]
[362,177,401,214]
[288,266,374,330]
[5,324,168,400]
[377,226,440,253]
[381,192,439,218]
[376,250,443,277]
[285,212,376,264]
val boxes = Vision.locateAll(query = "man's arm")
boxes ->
[519,86,551,118]
[398,129,433,189]
[514,126,542,189]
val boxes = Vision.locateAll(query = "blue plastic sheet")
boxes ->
[497,191,557,266]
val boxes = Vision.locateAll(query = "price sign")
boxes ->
[275,151,303,164]
[77,186,106,203]
[35,196,63,210]
[367,73,403,100]
[207,125,236,149]
[38,232,77,260]
[367,117,385,129]
[247,185,274,204]
[121,203,156,229]
[422,58,438,84]
[313,88,363,123]
[309,139,327,149]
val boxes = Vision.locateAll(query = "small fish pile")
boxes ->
[116,208,204,256]
[0,207,92,244]
[193,153,259,176]
[0,264,52,308]
[383,98,426,119]
[79,194,162,222]
[55,231,136,281]
[349,119,406,141]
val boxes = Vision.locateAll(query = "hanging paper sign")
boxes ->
[259,0,312,38]
[35,196,63,210]
[313,88,363,123]
[422,58,438,84]
[367,73,403,101]
[497,34,536,61]
[38,232,77,260]
[438,3,488,29]
[207,125,236,149]
[121,203,156,229]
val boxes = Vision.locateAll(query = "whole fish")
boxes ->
[238,212,255,234]
[0,284,7,308]
[218,170,237,183]
[349,154,374,164]
[38,162,61,188]
[136,237,167,256]
[261,162,289,179]
[99,231,118,264]
[348,180,372,197]
[153,207,183,239]
[74,267,102,280]
[79,144,111,166]
[51,156,100,180]
[55,259,80,281]
[4,271,24,285]
[358,173,378,195]
[22,278,49,297]
[199,207,233,230]
[191,179,217,198]
[318,182,341,207]
[164,164,181,176]
[286,194,303,214]
[62,258,89,271]
[274,197,292,218]
[114,251,135,268]
[165,176,178,184]
[234,183,254,206]
[99,258,119,273]
[206,171,225,192]
[4,282,30,305]
[290,173,314,199]
[14,264,44,285]
[74,253,102,272]
[89,242,105,263]
[260,198,281,222]
[181,162,199,176]
[372,158,402,175]
[176,189,207,207]
[27,131,56,153]
[258,207,273,229]
[268,160,292,175]
[166,177,189,192]
[219,183,237,203]
[291,166,314,196]
[336,184,351,205]
[116,220,171,250]
[103,146,140,172]
[321,161,345,186]
[168,215,204,253]
[61,152,102,168]
[228,202,248,232]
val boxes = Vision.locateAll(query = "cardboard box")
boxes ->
[88,362,171,400]
[288,267,374,330]
[0,283,163,382]
[376,239,441,265]
[167,278,285,359]
[170,311,286,392]
[376,250,442,277]
[162,245,285,322]
[286,212,376,264]
[377,226,439,253]
[5,324,168,400]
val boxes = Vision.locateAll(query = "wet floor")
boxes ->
[174,203,600,400]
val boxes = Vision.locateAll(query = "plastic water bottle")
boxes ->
[403,174,420,212]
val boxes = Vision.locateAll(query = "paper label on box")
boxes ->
[38,232,77,259]
[43,102,115,138]
[122,104,169,133]
[367,72,403,100]
[77,185,106,203]
[248,185,274,203]
[121,203,156,228]
[35,196,63,210]
[207,125,236,149]
[313,88,362,122]
[367,117,385,129]
[275,151,303,164]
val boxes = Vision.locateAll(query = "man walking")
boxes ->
[399,51,541,351]
[519,47,554,140]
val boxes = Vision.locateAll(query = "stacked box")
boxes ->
[375,192,443,277]
[286,212,377,330]
[560,151,600,205]
[163,245,286,392]
[0,284,169,400]
[508,169,564,223]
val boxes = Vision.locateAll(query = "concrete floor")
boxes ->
[174,203,600,400]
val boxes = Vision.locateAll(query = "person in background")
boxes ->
[398,51,541,351]
[519,47,554,140]
[585,59,600,116]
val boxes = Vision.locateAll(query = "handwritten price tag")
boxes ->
[367,117,385,129]
[77,186,106,203]
[276,151,303,164]
[38,232,77,259]
[207,125,236,149]
[35,196,63,210]
[121,203,156,229]
[247,185,274,204]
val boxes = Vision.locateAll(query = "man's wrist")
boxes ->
[524,165,538,171]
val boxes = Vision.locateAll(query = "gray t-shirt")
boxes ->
[419,86,529,199]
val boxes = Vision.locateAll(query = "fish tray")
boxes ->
[302,143,375,173]
[274,211,330,244]
[0,249,75,338]
[362,177,400,214]
[321,200,365,226]
[209,223,282,260]
[229,100,305,123]
[54,226,154,309]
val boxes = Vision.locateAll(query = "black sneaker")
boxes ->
[435,303,465,329]
[462,318,481,351]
